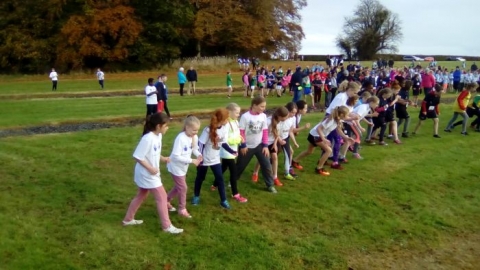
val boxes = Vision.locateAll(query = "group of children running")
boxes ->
[127,71,480,234]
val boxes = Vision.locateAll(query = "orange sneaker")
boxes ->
[292,160,303,170]
[316,168,330,176]
[274,178,284,186]
[251,174,258,183]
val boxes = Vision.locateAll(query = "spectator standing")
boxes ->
[421,70,436,97]
[177,67,187,96]
[49,68,58,91]
[155,74,172,119]
[145,78,158,117]
[186,66,198,95]
[96,68,105,89]
[291,67,304,102]
[453,66,462,93]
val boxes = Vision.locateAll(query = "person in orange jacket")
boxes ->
[444,82,478,135]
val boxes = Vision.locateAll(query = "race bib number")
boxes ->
[428,106,435,111]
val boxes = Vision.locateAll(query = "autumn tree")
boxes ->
[0,0,66,73]
[57,0,142,69]
[190,0,306,57]
[336,0,402,60]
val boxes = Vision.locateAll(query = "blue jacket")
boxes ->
[453,70,462,82]
[154,81,168,101]
[177,72,187,84]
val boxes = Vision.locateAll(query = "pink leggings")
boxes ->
[167,174,187,211]
[123,186,171,230]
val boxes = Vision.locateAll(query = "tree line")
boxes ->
[0,0,306,73]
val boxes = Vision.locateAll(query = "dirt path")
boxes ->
[348,233,480,270]
[0,87,242,100]
[0,109,278,138]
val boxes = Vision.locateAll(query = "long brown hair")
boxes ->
[143,113,169,135]
[209,108,229,145]
[270,107,289,138]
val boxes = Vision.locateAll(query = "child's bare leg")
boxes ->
[433,118,439,135]
[253,162,260,175]
[293,144,315,162]
[318,144,332,168]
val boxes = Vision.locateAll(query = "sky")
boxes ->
[299,0,480,56]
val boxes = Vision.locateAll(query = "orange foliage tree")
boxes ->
[57,0,142,69]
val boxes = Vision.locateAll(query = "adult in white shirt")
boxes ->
[49,68,58,91]
[145,78,158,116]
[96,69,105,89]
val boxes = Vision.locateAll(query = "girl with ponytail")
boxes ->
[123,113,184,234]
[192,108,238,209]
[292,106,354,176]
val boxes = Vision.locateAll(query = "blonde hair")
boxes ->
[183,115,200,149]
[361,91,372,99]
[366,96,380,104]
[183,115,200,131]
[330,105,350,125]
[226,103,240,112]
[338,81,361,93]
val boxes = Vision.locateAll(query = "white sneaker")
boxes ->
[122,219,143,226]
[164,224,184,234]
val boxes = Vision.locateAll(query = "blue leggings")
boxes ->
[194,164,227,202]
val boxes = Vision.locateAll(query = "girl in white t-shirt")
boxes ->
[252,107,291,187]
[192,109,237,209]
[211,103,248,203]
[166,116,203,218]
[236,96,277,193]
[122,113,183,234]
[348,96,379,159]
[291,100,311,173]
[292,106,354,176]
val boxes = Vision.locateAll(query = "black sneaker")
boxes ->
[461,132,469,135]
[444,129,451,133]
[402,132,409,138]
[433,134,441,138]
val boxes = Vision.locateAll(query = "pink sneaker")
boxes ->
[178,209,192,218]
[232,193,248,203]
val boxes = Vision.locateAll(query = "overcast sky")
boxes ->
[299,0,480,56]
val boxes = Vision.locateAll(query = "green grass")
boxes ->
[0,60,464,95]
[0,93,294,128]
[0,66,479,269]
[0,73,232,95]
[1,112,479,269]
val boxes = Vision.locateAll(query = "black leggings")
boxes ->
[314,88,322,104]
[162,100,171,117]
[371,118,387,141]
[194,164,227,202]
[146,104,157,117]
[52,81,57,91]
[179,83,185,96]
[212,158,239,195]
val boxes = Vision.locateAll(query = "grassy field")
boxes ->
[1,112,479,269]
[1,66,479,269]
[0,93,296,128]
[0,60,465,95]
